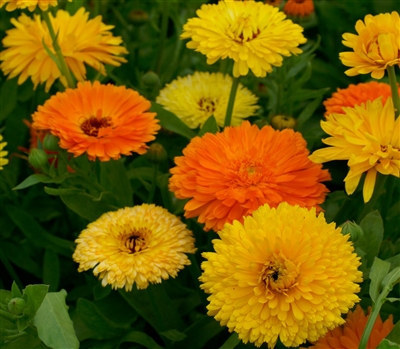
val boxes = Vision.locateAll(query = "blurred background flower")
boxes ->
[0,134,9,170]
[283,0,315,18]
[0,0,70,11]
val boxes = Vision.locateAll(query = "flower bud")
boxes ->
[129,10,149,26]
[7,297,26,316]
[146,143,167,164]
[141,71,160,89]
[43,134,61,151]
[271,115,296,130]
[340,221,364,242]
[29,148,49,169]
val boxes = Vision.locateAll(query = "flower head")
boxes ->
[0,135,9,170]
[303,305,394,349]
[32,81,160,161]
[283,0,315,18]
[309,97,400,202]
[73,204,196,291]
[200,202,362,348]
[169,121,330,231]
[0,0,70,11]
[181,0,306,77]
[1,8,128,92]
[156,72,259,128]
[339,12,400,79]
[323,81,399,116]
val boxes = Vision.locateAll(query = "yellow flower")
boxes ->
[200,202,362,348]
[181,0,306,77]
[0,135,9,170]
[0,0,71,11]
[309,97,400,203]
[73,204,196,291]
[1,7,128,92]
[339,12,400,79]
[156,72,259,128]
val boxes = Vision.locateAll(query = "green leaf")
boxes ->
[0,334,41,349]
[386,298,400,302]
[160,329,187,342]
[42,249,60,292]
[119,331,165,349]
[93,283,112,301]
[22,285,49,321]
[13,174,52,190]
[150,102,196,140]
[0,78,18,122]
[33,290,79,349]
[385,319,400,345]
[377,339,400,349]
[220,332,241,349]
[296,97,322,128]
[198,115,219,136]
[369,257,391,303]
[381,267,400,292]
[44,187,81,196]
[11,281,22,298]
[16,317,30,332]
[0,289,12,305]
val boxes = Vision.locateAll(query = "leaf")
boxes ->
[0,334,41,349]
[119,331,165,349]
[22,284,49,321]
[44,187,81,196]
[33,290,79,349]
[369,257,391,303]
[11,281,22,298]
[93,283,112,301]
[198,115,219,136]
[150,102,196,140]
[220,333,241,349]
[0,78,18,122]
[0,289,12,305]
[381,267,400,293]
[296,97,322,128]
[13,174,52,190]
[43,249,60,292]
[377,339,400,349]
[160,329,187,342]
[385,319,400,345]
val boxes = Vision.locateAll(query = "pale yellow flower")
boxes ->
[0,0,70,12]
[0,135,9,170]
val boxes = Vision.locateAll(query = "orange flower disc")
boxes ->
[32,81,160,161]
[284,0,315,17]
[169,121,330,231]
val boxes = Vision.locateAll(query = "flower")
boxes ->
[156,72,259,128]
[339,12,400,79]
[0,0,70,11]
[323,81,399,116]
[200,202,363,348]
[32,81,160,161]
[0,8,128,92]
[309,97,400,203]
[181,0,306,77]
[283,0,315,18]
[303,305,394,349]
[264,0,282,7]
[169,121,330,231]
[0,135,9,170]
[73,204,196,291]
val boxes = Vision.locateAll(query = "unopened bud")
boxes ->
[7,297,26,316]
[340,221,364,242]
[129,10,149,26]
[29,148,48,169]
[141,71,160,89]
[147,143,167,164]
[43,134,61,151]
[271,115,296,130]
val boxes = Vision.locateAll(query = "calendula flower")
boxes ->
[303,305,394,349]
[283,0,315,18]
[323,81,399,116]
[32,81,160,161]
[0,135,9,170]
[169,121,330,231]
[1,8,128,92]
[339,12,400,79]
[156,72,259,128]
[309,97,400,203]
[0,0,70,11]
[181,0,306,77]
[200,202,362,348]
[73,204,196,291]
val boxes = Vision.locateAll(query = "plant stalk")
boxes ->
[357,173,387,222]
[155,2,169,75]
[224,76,240,127]
[147,163,158,203]
[387,65,399,118]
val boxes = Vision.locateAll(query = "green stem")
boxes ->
[224,76,240,127]
[0,309,16,322]
[155,2,169,75]
[0,248,22,289]
[387,66,399,118]
[42,10,75,89]
[147,163,158,203]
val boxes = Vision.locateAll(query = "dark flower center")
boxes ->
[124,228,151,253]
[198,97,217,114]
[81,116,112,137]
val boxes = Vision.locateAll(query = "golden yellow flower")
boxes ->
[0,0,70,11]
[1,7,128,92]
[339,11,400,79]
[309,97,400,203]
[0,135,9,170]
[181,0,306,77]
[200,202,362,348]
[156,72,259,128]
[73,204,196,291]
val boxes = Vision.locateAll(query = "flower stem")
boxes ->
[42,10,75,89]
[155,2,169,75]
[147,163,158,203]
[387,66,399,118]
[224,76,240,127]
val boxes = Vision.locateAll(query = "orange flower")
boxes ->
[303,305,394,349]
[169,121,330,231]
[323,81,398,116]
[32,81,160,161]
[284,0,314,17]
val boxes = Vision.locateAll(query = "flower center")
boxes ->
[259,258,298,294]
[124,228,150,253]
[231,14,260,43]
[198,97,217,114]
[81,116,112,137]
